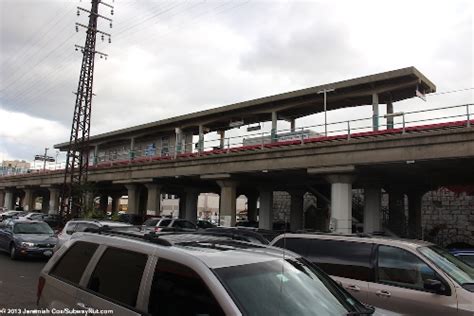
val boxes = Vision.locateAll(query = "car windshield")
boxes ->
[419,245,474,286]
[143,218,161,226]
[214,257,369,316]
[13,222,54,235]
[457,255,474,267]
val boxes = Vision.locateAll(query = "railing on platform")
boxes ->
[1,103,472,178]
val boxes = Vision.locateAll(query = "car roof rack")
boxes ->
[86,226,173,247]
[85,226,268,247]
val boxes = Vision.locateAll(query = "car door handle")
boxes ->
[346,284,361,292]
[375,290,391,297]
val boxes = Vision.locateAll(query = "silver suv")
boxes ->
[271,233,474,315]
[37,230,379,315]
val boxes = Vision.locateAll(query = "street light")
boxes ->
[317,88,335,136]
[43,147,49,171]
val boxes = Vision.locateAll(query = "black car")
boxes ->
[0,219,58,260]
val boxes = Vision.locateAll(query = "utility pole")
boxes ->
[60,0,114,219]
[43,147,49,171]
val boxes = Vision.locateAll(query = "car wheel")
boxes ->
[10,244,18,260]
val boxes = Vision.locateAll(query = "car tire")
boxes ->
[10,244,18,260]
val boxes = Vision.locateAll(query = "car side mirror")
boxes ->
[424,279,444,293]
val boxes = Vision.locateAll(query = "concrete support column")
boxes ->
[363,187,382,234]
[145,184,162,216]
[130,137,135,160]
[246,192,258,222]
[198,125,204,153]
[218,130,226,149]
[42,194,50,213]
[125,184,139,215]
[259,189,273,230]
[388,188,406,236]
[111,195,121,213]
[407,191,423,239]
[178,193,187,219]
[0,191,4,208]
[289,190,305,231]
[217,180,237,227]
[271,111,278,142]
[23,189,34,211]
[386,100,394,129]
[99,195,108,213]
[290,119,296,132]
[327,174,354,234]
[175,128,182,157]
[4,190,14,210]
[372,93,379,131]
[93,145,99,166]
[48,188,60,215]
[184,189,199,224]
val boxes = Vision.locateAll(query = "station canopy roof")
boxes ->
[55,66,435,150]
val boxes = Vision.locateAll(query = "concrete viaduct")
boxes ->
[1,66,473,236]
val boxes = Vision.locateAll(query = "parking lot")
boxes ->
[0,253,47,308]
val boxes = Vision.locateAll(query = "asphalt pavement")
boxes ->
[0,251,47,309]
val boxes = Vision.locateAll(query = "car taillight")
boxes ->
[37,276,45,306]
[154,227,162,232]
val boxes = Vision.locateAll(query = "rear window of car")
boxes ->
[174,220,196,229]
[50,241,98,285]
[158,219,172,227]
[275,237,374,282]
[87,247,147,308]
[305,239,374,282]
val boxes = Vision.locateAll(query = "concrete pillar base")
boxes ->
[125,184,140,215]
[289,190,305,231]
[326,174,354,234]
[4,191,14,210]
[23,189,34,212]
[363,187,382,234]
[217,180,237,227]
[259,189,273,230]
[246,192,258,222]
[184,189,199,224]
[48,188,60,215]
[145,184,162,216]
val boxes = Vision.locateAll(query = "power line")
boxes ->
[429,87,474,96]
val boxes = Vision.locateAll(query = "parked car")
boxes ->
[204,227,271,244]
[38,230,380,315]
[196,219,216,229]
[0,210,24,221]
[0,219,57,260]
[271,233,474,315]
[54,219,132,251]
[450,248,474,267]
[42,214,65,233]
[18,212,48,221]
[142,218,197,232]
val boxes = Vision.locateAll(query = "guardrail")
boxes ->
[1,103,472,178]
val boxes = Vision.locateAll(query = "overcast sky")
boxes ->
[0,0,472,165]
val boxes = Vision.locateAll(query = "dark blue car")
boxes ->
[0,219,58,260]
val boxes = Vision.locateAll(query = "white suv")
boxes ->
[37,231,378,315]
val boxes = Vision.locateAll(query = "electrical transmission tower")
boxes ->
[60,0,114,219]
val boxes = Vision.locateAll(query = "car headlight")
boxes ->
[20,242,35,248]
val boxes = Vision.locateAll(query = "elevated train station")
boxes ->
[1,66,473,239]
